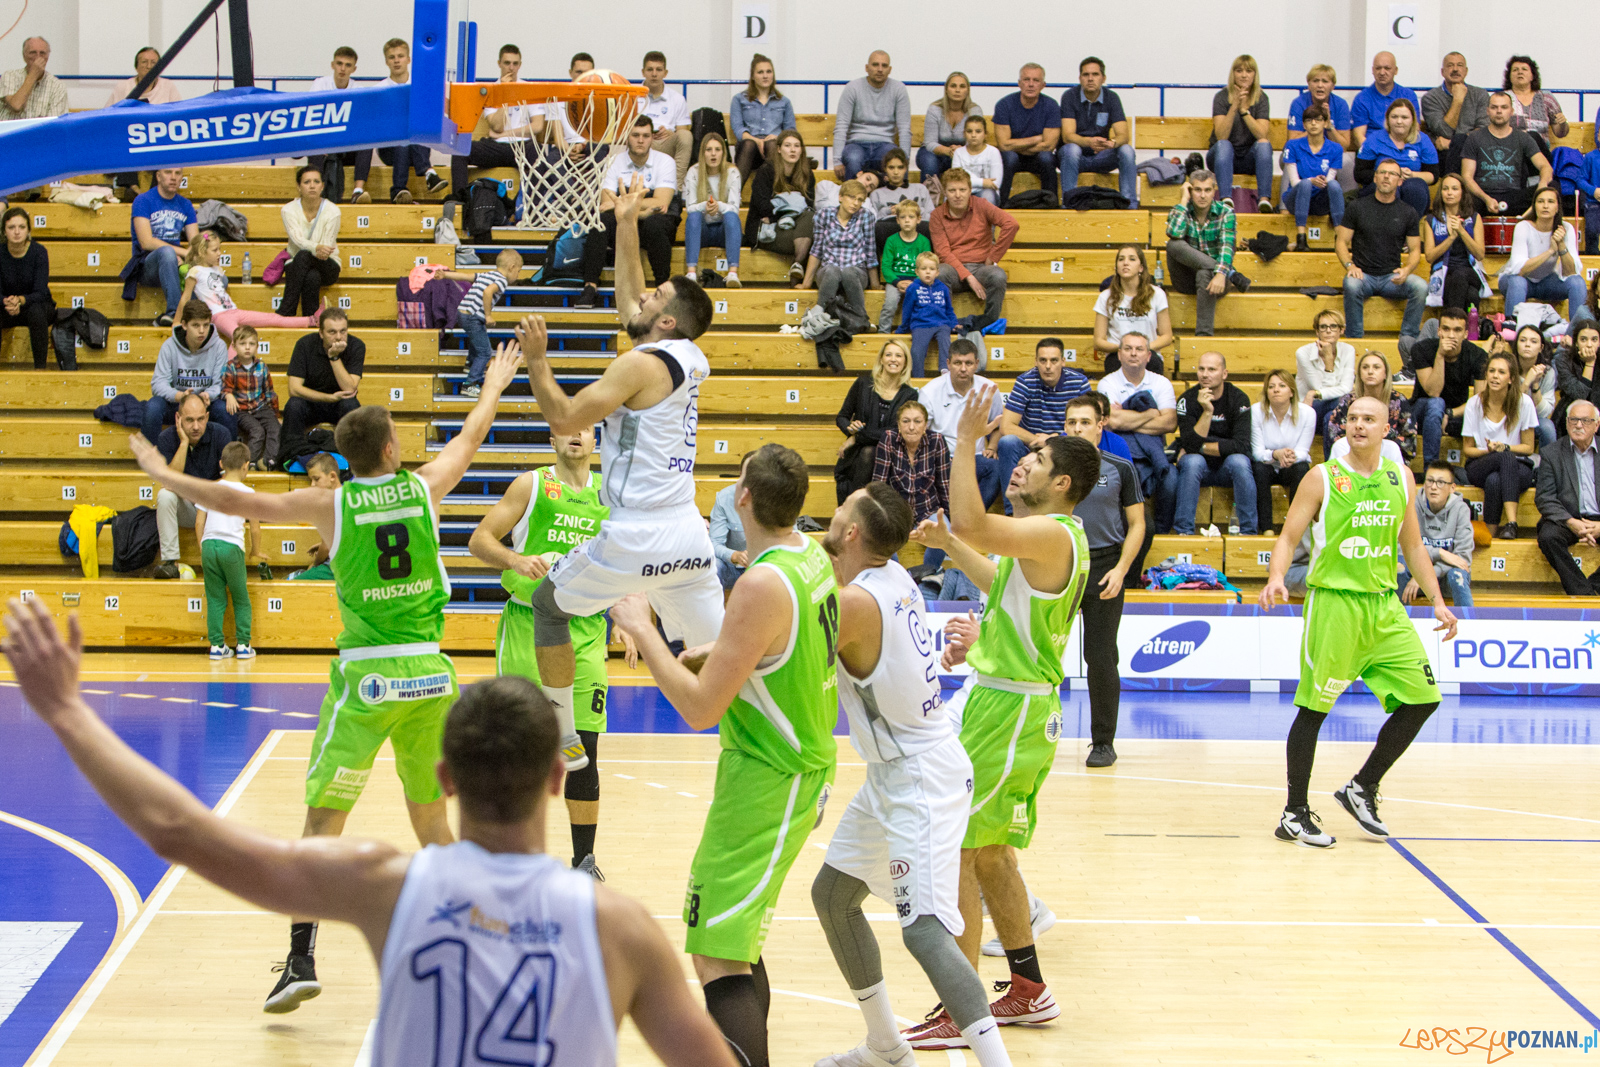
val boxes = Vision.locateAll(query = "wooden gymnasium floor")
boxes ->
[2,654,1598,1066]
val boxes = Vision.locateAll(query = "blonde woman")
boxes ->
[1327,350,1415,464]
[1093,244,1172,372]
[1462,352,1538,537]
[1250,369,1315,536]
[1355,98,1438,214]
[1208,54,1274,210]
[920,71,982,178]
[683,132,741,286]
[833,340,918,503]
[1294,308,1355,451]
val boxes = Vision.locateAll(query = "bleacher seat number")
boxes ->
[715,258,728,272]
[18,590,33,603]
[338,297,351,309]
[784,300,798,315]
[422,217,435,230]
[356,215,370,228]
[281,540,296,554]
[116,340,131,354]
[1308,227,1322,240]
[1049,260,1063,274]
[398,342,411,355]
[187,598,201,613]
[1590,268,1599,282]
[220,254,232,267]
[103,386,117,398]
[713,440,728,453]
[139,486,153,500]
[78,434,92,448]
[414,256,426,266]
[390,387,404,402]
[349,255,363,268]
[104,595,119,611]
[258,341,270,354]
[1257,550,1272,565]
[991,347,1005,362]
[786,390,799,403]
[178,177,188,188]
[271,297,281,309]
[714,300,728,314]
[1062,348,1076,362]
[1447,449,1461,463]
[87,252,99,267]
[71,296,83,309]
[1490,557,1507,572]
[32,215,44,228]
[1175,553,1192,564]
[268,598,283,613]
[61,486,76,501]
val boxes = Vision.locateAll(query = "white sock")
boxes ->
[851,981,901,1053]
[961,1016,1012,1067]
[539,684,577,739]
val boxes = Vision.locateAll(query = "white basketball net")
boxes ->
[508,90,638,235]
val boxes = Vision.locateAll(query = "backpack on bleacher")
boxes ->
[467,178,512,242]
[690,107,728,165]
[196,199,249,242]
[1003,188,1057,210]
[528,224,587,285]
[110,506,160,573]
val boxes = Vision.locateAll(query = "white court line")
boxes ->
[351,1019,376,1067]
[26,729,284,1067]
[0,812,140,932]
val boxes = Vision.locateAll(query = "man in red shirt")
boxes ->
[930,168,1019,333]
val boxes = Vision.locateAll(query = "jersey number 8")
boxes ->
[375,523,413,581]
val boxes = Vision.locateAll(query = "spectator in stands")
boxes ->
[1500,186,1591,328]
[1101,332,1178,531]
[1407,306,1486,464]
[834,340,918,503]
[152,392,234,580]
[1554,322,1600,430]
[1462,351,1539,538]
[1208,55,1275,212]
[998,338,1091,495]
[1351,51,1420,149]
[144,299,231,443]
[1503,55,1568,151]
[197,440,259,659]
[447,44,534,200]
[799,178,875,335]
[1328,350,1416,464]
[1355,99,1438,216]
[1295,308,1355,454]
[1251,369,1314,536]
[710,472,751,592]
[1173,351,1256,534]
[929,168,1018,332]
[1422,173,1489,315]
[1338,159,1425,343]
[920,339,1004,505]
[1282,104,1346,252]
[866,148,934,251]
[279,310,363,467]
[993,64,1061,205]
[683,132,742,287]
[577,117,678,306]
[919,72,982,179]
[879,200,930,333]
[899,250,958,374]
[1399,462,1475,607]
[639,52,692,187]
[375,39,448,203]
[1079,389,1133,461]
[0,207,55,369]
[1287,64,1353,149]
[1577,144,1600,254]
[1421,52,1489,171]
[730,54,795,182]
[747,129,815,283]
[1094,244,1171,374]
[448,248,523,397]
[833,51,912,179]
[1059,57,1137,208]
[221,326,280,470]
[104,47,182,200]
[951,116,1003,206]
[1461,92,1552,219]
[1165,170,1249,337]
[1535,400,1600,594]
[289,453,342,580]
[124,167,198,328]
[309,47,373,203]
[181,232,317,342]
[1508,327,1557,446]
[279,164,342,318]
[872,400,951,575]
[0,37,65,121]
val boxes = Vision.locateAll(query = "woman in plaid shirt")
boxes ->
[221,325,281,468]
[872,400,951,574]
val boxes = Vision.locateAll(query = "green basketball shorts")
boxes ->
[959,682,1063,850]
[496,599,609,732]
[1294,587,1441,713]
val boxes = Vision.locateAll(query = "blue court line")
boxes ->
[1387,839,1600,1029]
[1392,837,1600,843]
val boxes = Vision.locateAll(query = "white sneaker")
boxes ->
[559,733,590,771]
[814,1040,915,1067]
[235,644,256,660]
[980,893,1058,957]
[461,384,481,398]
[1275,805,1336,848]
[209,645,233,660]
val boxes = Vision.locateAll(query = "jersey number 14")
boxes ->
[411,938,556,1066]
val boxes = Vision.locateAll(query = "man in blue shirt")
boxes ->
[1058,56,1137,207]
[995,338,1089,505]
[1286,64,1353,149]
[1351,52,1419,149]
[123,167,198,327]
[993,63,1061,206]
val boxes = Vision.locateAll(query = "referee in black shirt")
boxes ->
[1063,394,1144,767]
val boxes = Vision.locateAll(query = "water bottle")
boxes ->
[242,252,252,286]
[1466,306,1479,341]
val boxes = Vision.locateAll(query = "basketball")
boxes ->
[568,69,636,142]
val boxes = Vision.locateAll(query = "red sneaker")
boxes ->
[988,974,1060,1025]
[902,1008,967,1050]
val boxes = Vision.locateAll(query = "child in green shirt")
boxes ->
[879,199,933,333]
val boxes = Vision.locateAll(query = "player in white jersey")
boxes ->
[810,484,1012,1067]
[1,598,735,1067]
[513,177,723,774]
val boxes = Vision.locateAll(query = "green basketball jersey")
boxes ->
[332,469,450,650]
[966,514,1090,687]
[720,538,839,775]
[502,467,607,606]
[1307,456,1410,593]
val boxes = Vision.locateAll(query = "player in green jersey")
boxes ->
[468,428,638,878]
[1261,395,1458,848]
[611,445,837,1067]
[903,385,1098,1041]
[131,340,526,1012]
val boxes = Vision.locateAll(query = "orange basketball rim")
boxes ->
[448,76,647,143]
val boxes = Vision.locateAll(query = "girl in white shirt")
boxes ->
[1499,187,1588,327]
[1092,244,1172,373]
[180,233,317,342]
[1462,352,1539,538]
[950,116,1003,205]
[1249,369,1315,535]
[682,132,742,287]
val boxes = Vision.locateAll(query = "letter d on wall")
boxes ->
[732,3,773,79]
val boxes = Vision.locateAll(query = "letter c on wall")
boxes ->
[1392,15,1415,39]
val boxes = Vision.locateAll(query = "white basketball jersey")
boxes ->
[839,562,950,762]
[374,842,616,1067]
[599,338,708,512]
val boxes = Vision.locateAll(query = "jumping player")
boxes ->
[129,342,524,1012]
[1260,394,1457,847]
[512,175,720,774]
[610,445,837,1067]
[0,597,736,1067]
[812,483,1011,1067]
[468,427,637,878]
[901,386,1097,1047]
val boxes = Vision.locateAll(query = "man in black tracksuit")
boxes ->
[1173,350,1257,534]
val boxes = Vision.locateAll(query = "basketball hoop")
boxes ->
[448,75,646,235]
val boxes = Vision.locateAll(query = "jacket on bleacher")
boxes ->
[151,322,229,403]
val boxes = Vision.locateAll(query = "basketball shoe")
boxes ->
[1275,805,1336,848]
[264,953,320,1013]
[1335,779,1390,837]
[988,975,1059,1025]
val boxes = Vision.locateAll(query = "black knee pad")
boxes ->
[528,577,576,646]
[564,730,600,801]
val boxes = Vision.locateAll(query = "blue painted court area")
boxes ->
[0,679,1596,1065]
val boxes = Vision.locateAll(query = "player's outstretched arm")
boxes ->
[468,471,540,575]
[910,509,997,592]
[417,340,523,505]
[514,315,668,436]
[1396,480,1459,640]
[611,175,649,325]
[129,434,336,537]
[1259,466,1324,610]
[1,599,409,949]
